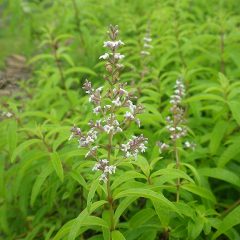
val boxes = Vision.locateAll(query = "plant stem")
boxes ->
[220,30,225,73]
[107,111,115,233]
[174,140,180,202]
[49,33,65,89]
[71,0,81,33]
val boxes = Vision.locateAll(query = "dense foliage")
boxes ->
[0,0,240,239]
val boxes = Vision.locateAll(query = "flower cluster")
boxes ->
[1,111,13,118]
[92,159,116,182]
[69,25,147,182]
[121,134,148,159]
[141,33,153,56]
[157,78,195,151]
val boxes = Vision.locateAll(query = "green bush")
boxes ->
[0,0,239,239]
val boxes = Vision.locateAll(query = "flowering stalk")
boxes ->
[157,78,195,202]
[69,25,147,234]
[136,26,153,94]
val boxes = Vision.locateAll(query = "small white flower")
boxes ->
[93,106,101,115]
[99,53,109,60]
[100,173,108,182]
[185,141,191,148]
[141,50,150,55]
[96,87,103,92]
[127,100,136,113]
[119,88,128,95]
[112,97,121,106]
[103,40,124,49]
[139,143,147,153]
[103,125,113,134]
[135,119,141,128]
[144,37,152,42]
[144,43,153,48]
[124,111,134,120]
[114,53,125,60]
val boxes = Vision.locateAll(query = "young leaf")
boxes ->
[50,151,64,182]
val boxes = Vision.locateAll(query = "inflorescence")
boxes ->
[157,78,195,151]
[69,25,148,182]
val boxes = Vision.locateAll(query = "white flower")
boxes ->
[99,53,109,60]
[139,143,147,153]
[127,100,136,113]
[104,165,116,174]
[141,50,150,55]
[103,40,124,49]
[135,119,141,128]
[121,143,130,152]
[184,141,191,148]
[143,37,152,42]
[100,173,108,182]
[124,111,134,120]
[112,97,121,106]
[144,43,153,48]
[103,125,114,134]
[96,87,103,92]
[114,53,125,60]
[93,106,101,115]
[119,88,128,95]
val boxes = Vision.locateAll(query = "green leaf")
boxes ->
[188,217,204,240]
[114,188,180,215]
[151,168,194,183]
[67,201,107,240]
[212,205,240,239]
[70,171,88,189]
[7,120,17,154]
[114,196,137,228]
[218,138,240,167]
[65,66,97,76]
[111,171,146,190]
[50,151,64,182]
[31,163,54,206]
[129,208,156,228]
[228,101,240,125]
[28,54,54,64]
[209,121,227,155]
[87,178,100,207]
[111,230,126,240]
[11,139,42,163]
[198,168,240,187]
[185,94,225,103]
[181,184,216,203]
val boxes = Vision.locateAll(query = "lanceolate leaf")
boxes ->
[50,151,64,182]
[198,168,240,187]
[218,138,240,167]
[212,205,240,239]
[114,188,180,215]
[11,139,42,163]
[181,184,216,203]
[31,163,54,206]
[209,121,227,155]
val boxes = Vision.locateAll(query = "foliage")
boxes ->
[0,0,240,239]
